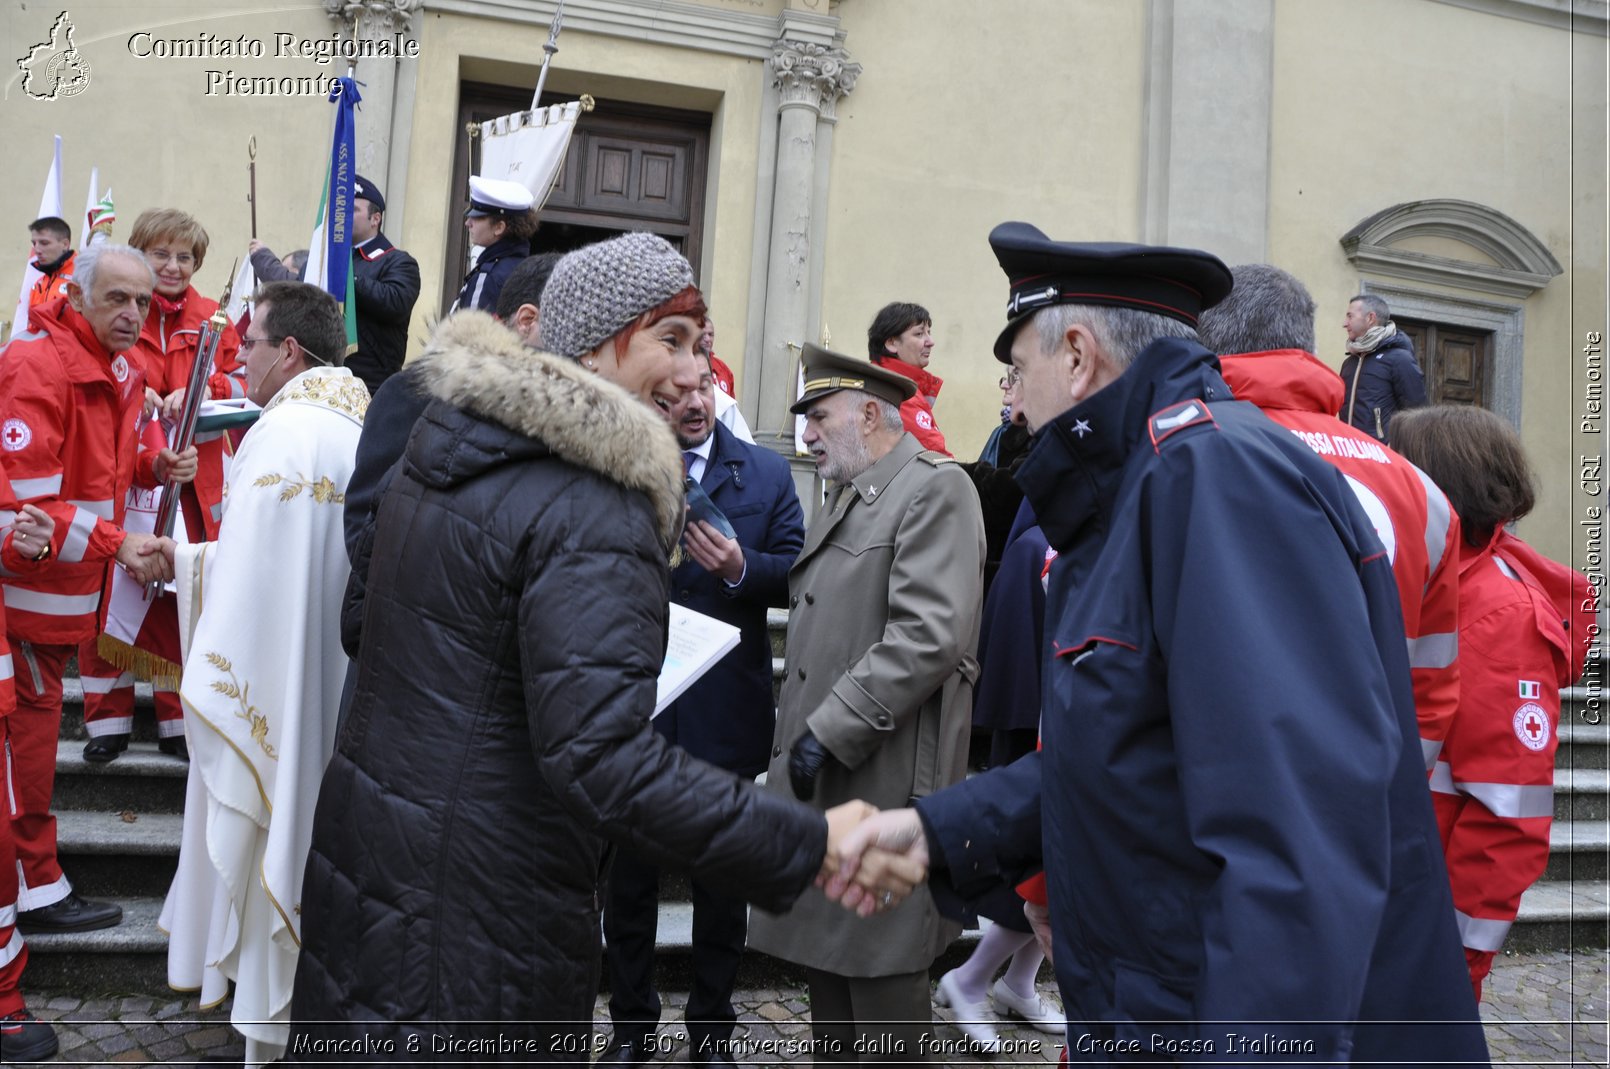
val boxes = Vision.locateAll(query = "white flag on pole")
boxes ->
[477,100,583,208]
[9,135,65,345]
[226,255,258,330]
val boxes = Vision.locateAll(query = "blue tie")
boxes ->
[683,451,697,478]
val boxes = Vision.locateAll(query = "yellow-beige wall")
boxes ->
[820,0,1149,456]
[1,1,371,307]
[1265,0,1603,561]
[3,0,1602,562]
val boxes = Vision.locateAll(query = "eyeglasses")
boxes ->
[998,368,1022,390]
[241,334,333,367]
[145,249,196,268]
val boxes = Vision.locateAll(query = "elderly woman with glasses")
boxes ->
[75,208,244,763]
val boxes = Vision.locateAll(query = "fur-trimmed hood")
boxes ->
[409,310,685,549]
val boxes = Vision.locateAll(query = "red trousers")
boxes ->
[77,598,183,738]
[0,711,28,1016]
[6,640,73,911]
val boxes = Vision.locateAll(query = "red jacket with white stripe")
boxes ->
[0,298,145,644]
[1434,530,1592,999]
[0,460,56,715]
[1222,350,1461,766]
[130,288,243,540]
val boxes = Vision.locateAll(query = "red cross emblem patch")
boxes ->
[1512,701,1551,752]
[1,419,31,452]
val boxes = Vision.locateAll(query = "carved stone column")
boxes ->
[756,40,861,438]
[323,0,421,197]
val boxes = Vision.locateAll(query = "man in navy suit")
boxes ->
[602,346,806,1068]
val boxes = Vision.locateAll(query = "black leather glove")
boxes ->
[788,730,835,801]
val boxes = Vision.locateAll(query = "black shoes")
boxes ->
[82,734,189,761]
[17,891,123,933]
[0,1009,59,1062]
[82,733,129,763]
[601,1040,652,1067]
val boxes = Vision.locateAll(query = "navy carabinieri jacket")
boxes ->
[916,337,1488,1064]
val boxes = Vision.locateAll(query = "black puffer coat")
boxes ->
[287,313,826,1061]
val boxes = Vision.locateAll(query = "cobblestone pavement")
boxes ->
[13,949,1607,1066]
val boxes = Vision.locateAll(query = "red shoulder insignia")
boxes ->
[1148,399,1216,453]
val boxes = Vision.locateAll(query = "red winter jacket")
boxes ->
[0,298,145,643]
[873,355,949,456]
[27,250,74,310]
[130,288,244,540]
[0,460,57,715]
[1433,530,1593,1000]
[1222,351,1462,767]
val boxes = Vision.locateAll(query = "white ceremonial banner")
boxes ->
[9,135,64,345]
[654,603,741,717]
[478,100,583,208]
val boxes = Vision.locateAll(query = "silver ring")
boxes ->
[880,891,893,908]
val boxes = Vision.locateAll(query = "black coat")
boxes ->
[349,236,421,394]
[659,422,803,776]
[247,235,421,395]
[287,313,825,1061]
[453,234,528,314]
[1338,330,1426,442]
[338,364,429,656]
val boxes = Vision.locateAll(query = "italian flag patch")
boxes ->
[1519,680,1541,699]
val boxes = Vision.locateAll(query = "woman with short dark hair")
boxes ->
[1391,404,1594,1002]
[867,300,950,454]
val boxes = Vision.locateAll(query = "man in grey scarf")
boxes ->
[1339,293,1427,442]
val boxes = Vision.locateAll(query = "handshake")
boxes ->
[816,801,931,919]
[115,531,180,586]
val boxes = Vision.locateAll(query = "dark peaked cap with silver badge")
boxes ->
[790,343,918,413]
[988,222,1233,362]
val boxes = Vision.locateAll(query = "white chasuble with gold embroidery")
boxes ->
[158,366,367,1067]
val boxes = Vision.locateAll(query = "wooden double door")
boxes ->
[444,82,710,315]
[1398,318,1492,408]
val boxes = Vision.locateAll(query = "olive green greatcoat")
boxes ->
[748,433,985,977]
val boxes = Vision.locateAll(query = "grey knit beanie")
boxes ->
[540,232,696,360]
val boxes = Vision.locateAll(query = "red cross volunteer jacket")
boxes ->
[1434,529,1594,1000]
[1222,349,1461,769]
[131,287,243,540]
[873,355,950,456]
[0,297,144,643]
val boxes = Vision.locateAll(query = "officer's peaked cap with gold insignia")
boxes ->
[790,343,917,414]
[988,222,1233,363]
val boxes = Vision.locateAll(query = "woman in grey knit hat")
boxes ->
[289,232,895,1063]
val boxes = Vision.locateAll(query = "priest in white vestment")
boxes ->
[155,282,367,1067]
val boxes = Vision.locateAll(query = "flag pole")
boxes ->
[247,137,258,240]
[531,1,566,108]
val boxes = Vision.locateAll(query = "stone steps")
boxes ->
[27,642,1610,996]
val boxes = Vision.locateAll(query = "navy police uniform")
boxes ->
[453,176,534,314]
[914,224,1488,1064]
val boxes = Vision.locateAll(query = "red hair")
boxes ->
[609,285,707,359]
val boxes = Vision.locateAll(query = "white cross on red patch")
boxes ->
[1513,701,1551,752]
